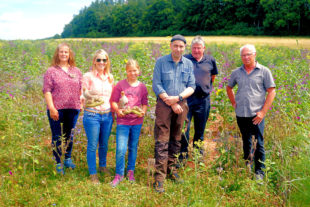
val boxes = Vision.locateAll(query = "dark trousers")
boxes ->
[154,99,188,182]
[180,95,210,158]
[47,109,80,164]
[236,116,265,175]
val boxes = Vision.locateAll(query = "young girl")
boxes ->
[82,49,114,184]
[110,59,148,187]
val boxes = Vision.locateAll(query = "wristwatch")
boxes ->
[178,95,183,102]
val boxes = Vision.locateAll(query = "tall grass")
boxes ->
[0,39,309,206]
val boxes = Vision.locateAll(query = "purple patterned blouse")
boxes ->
[43,66,82,110]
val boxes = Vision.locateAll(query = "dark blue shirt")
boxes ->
[184,54,218,96]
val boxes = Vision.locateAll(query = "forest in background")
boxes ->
[56,0,310,39]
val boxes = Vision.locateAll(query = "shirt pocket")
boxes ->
[249,74,263,87]
[162,71,173,91]
[181,68,191,83]
[162,71,173,81]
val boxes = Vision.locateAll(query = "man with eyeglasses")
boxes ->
[226,44,276,182]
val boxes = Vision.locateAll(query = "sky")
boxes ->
[0,0,94,40]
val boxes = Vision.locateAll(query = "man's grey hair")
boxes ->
[240,44,256,55]
[191,36,205,48]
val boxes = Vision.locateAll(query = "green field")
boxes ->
[0,38,309,206]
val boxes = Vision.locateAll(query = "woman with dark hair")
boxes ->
[43,43,82,175]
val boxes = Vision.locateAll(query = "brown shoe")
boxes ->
[90,174,100,184]
[98,167,111,175]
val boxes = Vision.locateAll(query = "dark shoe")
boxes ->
[90,174,100,184]
[98,166,111,175]
[56,163,64,175]
[64,158,76,169]
[168,173,184,184]
[153,181,165,193]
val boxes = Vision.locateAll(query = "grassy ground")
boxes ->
[0,38,309,206]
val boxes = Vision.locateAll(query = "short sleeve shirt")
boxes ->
[43,66,82,110]
[184,54,218,95]
[227,62,276,117]
[111,79,148,125]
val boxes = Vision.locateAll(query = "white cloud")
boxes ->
[0,11,72,40]
[0,0,94,40]
[0,11,24,23]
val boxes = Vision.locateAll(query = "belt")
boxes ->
[84,108,111,115]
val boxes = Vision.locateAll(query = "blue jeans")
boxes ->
[236,116,265,175]
[83,111,113,175]
[180,95,210,159]
[115,124,142,176]
[47,109,80,164]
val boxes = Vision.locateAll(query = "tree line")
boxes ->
[58,0,310,38]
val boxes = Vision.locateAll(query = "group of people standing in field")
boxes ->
[43,34,276,193]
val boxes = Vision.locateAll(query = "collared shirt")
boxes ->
[43,66,82,110]
[82,70,114,111]
[152,54,195,97]
[227,62,276,117]
[184,54,218,96]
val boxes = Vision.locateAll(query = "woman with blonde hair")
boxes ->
[82,49,114,184]
[43,43,82,175]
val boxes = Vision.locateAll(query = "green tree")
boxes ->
[260,0,309,35]
[140,0,175,35]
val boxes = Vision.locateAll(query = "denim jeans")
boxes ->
[47,109,80,164]
[180,95,210,159]
[236,116,265,175]
[115,124,142,176]
[83,111,113,175]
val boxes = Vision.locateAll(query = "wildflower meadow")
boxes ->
[0,39,309,206]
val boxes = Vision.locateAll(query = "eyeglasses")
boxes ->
[96,58,108,63]
[241,53,254,58]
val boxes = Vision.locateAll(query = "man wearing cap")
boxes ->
[152,34,195,193]
[180,35,218,161]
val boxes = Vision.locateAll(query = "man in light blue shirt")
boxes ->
[226,44,276,182]
[152,35,195,193]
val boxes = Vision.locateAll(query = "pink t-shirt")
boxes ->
[43,66,82,110]
[111,79,148,125]
[82,71,114,111]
